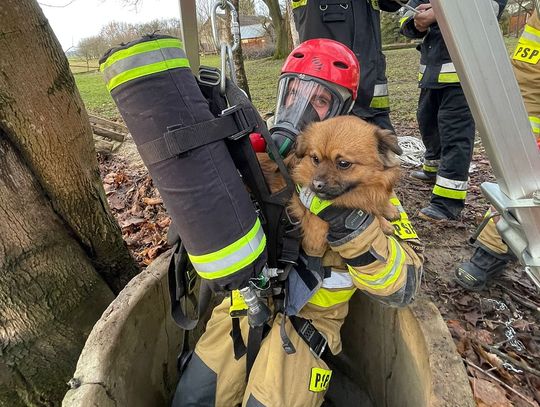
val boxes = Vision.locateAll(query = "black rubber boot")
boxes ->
[418,204,455,222]
[455,246,510,291]
[410,170,436,183]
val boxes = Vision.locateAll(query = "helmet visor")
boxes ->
[273,75,346,136]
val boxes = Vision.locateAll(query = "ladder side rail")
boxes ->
[431,0,540,270]
[179,0,201,73]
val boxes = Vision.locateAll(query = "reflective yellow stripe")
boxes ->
[297,185,333,215]
[106,58,190,91]
[291,0,307,9]
[308,287,356,308]
[348,237,405,290]
[418,72,424,81]
[438,72,460,83]
[399,16,409,27]
[100,38,183,71]
[189,219,266,280]
[423,164,438,173]
[530,116,540,135]
[389,197,401,206]
[370,95,390,109]
[349,238,399,282]
[523,23,540,45]
[433,185,467,200]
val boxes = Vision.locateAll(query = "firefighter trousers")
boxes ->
[476,209,509,255]
[172,297,345,407]
[417,86,475,218]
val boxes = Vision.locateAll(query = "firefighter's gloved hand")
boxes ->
[297,186,374,244]
[317,206,374,244]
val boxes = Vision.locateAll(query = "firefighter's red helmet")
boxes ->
[281,38,360,100]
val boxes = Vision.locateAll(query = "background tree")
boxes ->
[229,0,252,99]
[0,0,139,404]
[261,0,291,58]
[381,11,406,45]
[239,0,257,15]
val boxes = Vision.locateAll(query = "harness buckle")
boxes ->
[221,105,258,140]
[186,265,197,295]
[297,318,327,359]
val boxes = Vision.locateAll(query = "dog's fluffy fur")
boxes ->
[258,115,403,255]
[288,115,403,254]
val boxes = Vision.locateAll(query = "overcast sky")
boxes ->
[40,0,181,51]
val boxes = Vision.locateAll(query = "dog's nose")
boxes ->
[312,179,326,191]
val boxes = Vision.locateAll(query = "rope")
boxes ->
[397,136,426,167]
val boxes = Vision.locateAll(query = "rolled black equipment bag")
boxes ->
[99,35,267,292]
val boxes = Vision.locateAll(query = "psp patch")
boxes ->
[513,43,540,64]
[309,367,332,392]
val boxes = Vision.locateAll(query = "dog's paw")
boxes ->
[379,216,396,236]
[301,214,329,257]
[383,203,401,221]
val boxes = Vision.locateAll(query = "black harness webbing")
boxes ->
[289,315,328,359]
[167,240,212,331]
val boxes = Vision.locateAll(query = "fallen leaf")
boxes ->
[108,192,126,210]
[474,329,494,345]
[142,197,163,205]
[471,378,512,407]
[464,310,482,326]
[120,217,146,228]
[447,319,468,340]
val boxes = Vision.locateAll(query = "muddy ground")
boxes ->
[97,121,540,406]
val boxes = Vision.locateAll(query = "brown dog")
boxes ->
[288,115,403,255]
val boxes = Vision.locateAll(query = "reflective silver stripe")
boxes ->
[373,83,389,97]
[424,158,440,167]
[348,237,405,288]
[436,175,468,191]
[322,270,354,289]
[102,47,187,83]
[298,186,315,209]
[440,62,456,73]
[190,225,265,273]
[522,25,540,45]
[419,64,427,74]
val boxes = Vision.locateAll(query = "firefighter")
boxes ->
[455,7,540,291]
[399,0,507,221]
[172,39,423,407]
[291,0,402,132]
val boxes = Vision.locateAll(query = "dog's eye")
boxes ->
[311,155,320,166]
[336,160,352,170]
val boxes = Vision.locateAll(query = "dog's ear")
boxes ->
[295,133,308,158]
[376,128,402,168]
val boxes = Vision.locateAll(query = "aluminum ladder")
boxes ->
[432,0,540,289]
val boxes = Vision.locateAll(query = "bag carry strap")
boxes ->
[138,104,258,165]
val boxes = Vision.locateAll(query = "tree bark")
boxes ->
[0,0,140,403]
[262,0,291,59]
[228,0,252,99]
[0,0,138,293]
[0,136,115,405]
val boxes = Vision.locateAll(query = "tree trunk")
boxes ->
[286,1,299,49]
[228,0,252,99]
[0,0,138,293]
[0,0,139,403]
[0,136,115,406]
[262,0,291,59]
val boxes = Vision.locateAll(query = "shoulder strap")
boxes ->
[167,240,212,331]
